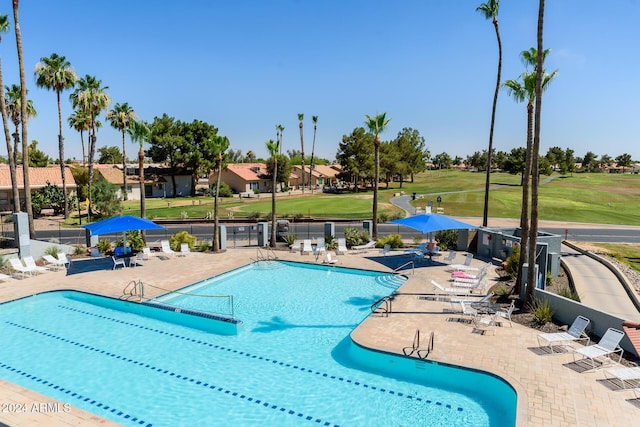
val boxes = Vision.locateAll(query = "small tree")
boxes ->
[91,180,121,217]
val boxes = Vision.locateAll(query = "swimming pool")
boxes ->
[0,261,516,426]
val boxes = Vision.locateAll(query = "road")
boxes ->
[8,221,640,246]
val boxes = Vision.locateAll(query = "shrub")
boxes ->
[44,246,60,257]
[528,297,554,325]
[196,240,211,252]
[96,239,112,254]
[324,235,337,250]
[377,212,389,223]
[247,212,261,220]
[504,244,521,280]
[293,213,304,220]
[283,234,297,245]
[412,235,422,245]
[556,286,580,301]
[376,233,404,249]
[494,285,512,302]
[435,229,458,252]
[344,228,369,248]
[169,231,196,251]
[73,245,86,255]
[546,271,554,287]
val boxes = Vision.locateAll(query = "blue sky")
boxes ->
[2,0,639,163]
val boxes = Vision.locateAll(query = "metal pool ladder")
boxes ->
[371,295,392,316]
[122,279,144,301]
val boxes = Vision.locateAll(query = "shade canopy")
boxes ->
[83,215,165,236]
[388,213,477,234]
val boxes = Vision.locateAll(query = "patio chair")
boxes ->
[129,252,145,268]
[404,243,427,259]
[9,258,32,278]
[161,240,176,258]
[572,328,624,370]
[449,253,474,271]
[42,254,67,270]
[112,256,126,270]
[495,300,515,327]
[604,366,640,389]
[290,240,302,253]
[459,301,479,321]
[57,252,70,268]
[432,279,470,294]
[450,292,494,312]
[142,247,155,260]
[352,240,376,253]
[336,238,348,255]
[179,243,191,256]
[443,251,457,264]
[302,239,313,254]
[315,237,326,254]
[22,256,49,275]
[379,244,391,256]
[537,315,591,353]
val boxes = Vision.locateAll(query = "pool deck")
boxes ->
[1,248,639,426]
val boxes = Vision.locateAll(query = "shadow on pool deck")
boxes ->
[66,257,117,275]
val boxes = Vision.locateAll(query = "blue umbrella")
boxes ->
[83,215,165,236]
[388,213,477,234]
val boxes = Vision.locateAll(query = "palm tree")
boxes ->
[310,115,318,193]
[34,53,77,219]
[211,135,230,252]
[0,14,19,212]
[527,0,547,305]
[127,119,150,221]
[70,75,111,222]
[12,0,35,237]
[266,138,280,247]
[4,84,36,166]
[67,109,91,167]
[364,112,391,240]
[106,102,136,200]
[477,0,502,228]
[297,113,305,193]
[504,48,557,302]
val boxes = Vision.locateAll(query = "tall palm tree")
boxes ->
[527,0,547,305]
[210,135,230,252]
[310,115,318,194]
[34,53,77,219]
[477,0,502,228]
[127,119,150,220]
[0,14,19,212]
[276,124,284,154]
[364,112,391,240]
[106,102,136,200]
[70,75,111,222]
[297,114,305,193]
[4,84,36,166]
[67,109,91,167]
[504,48,557,302]
[266,138,280,247]
[12,0,35,237]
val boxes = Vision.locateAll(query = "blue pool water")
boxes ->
[0,261,516,426]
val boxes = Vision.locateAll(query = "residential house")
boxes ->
[212,163,275,195]
[290,164,342,189]
[95,164,194,200]
[0,165,77,212]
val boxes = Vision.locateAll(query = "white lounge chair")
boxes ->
[379,244,391,256]
[322,253,337,265]
[0,273,10,282]
[22,256,49,275]
[573,328,624,370]
[9,258,31,278]
[443,251,457,263]
[161,240,175,258]
[112,255,126,270]
[57,252,70,268]
[315,237,326,254]
[129,252,145,268]
[42,254,67,270]
[290,240,302,253]
[179,243,191,256]
[352,241,376,253]
[449,253,474,271]
[450,292,494,312]
[142,247,155,259]
[432,279,470,294]
[302,239,313,254]
[404,243,427,259]
[537,315,591,353]
[336,238,348,255]
[605,366,640,389]
[495,300,515,327]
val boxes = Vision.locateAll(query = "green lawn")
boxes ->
[108,170,640,226]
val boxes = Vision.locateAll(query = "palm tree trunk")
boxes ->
[121,130,128,201]
[526,0,546,305]
[310,123,317,194]
[138,145,145,240]
[13,0,35,238]
[56,90,69,219]
[0,61,19,212]
[80,129,86,168]
[213,156,222,252]
[270,160,277,247]
[482,16,503,227]
[516,102,534,294]
[299,123,305,194]
[87,131,97,221]
[372,138,380,239]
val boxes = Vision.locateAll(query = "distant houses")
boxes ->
[94,164,193,200]
[0,165,77,212]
